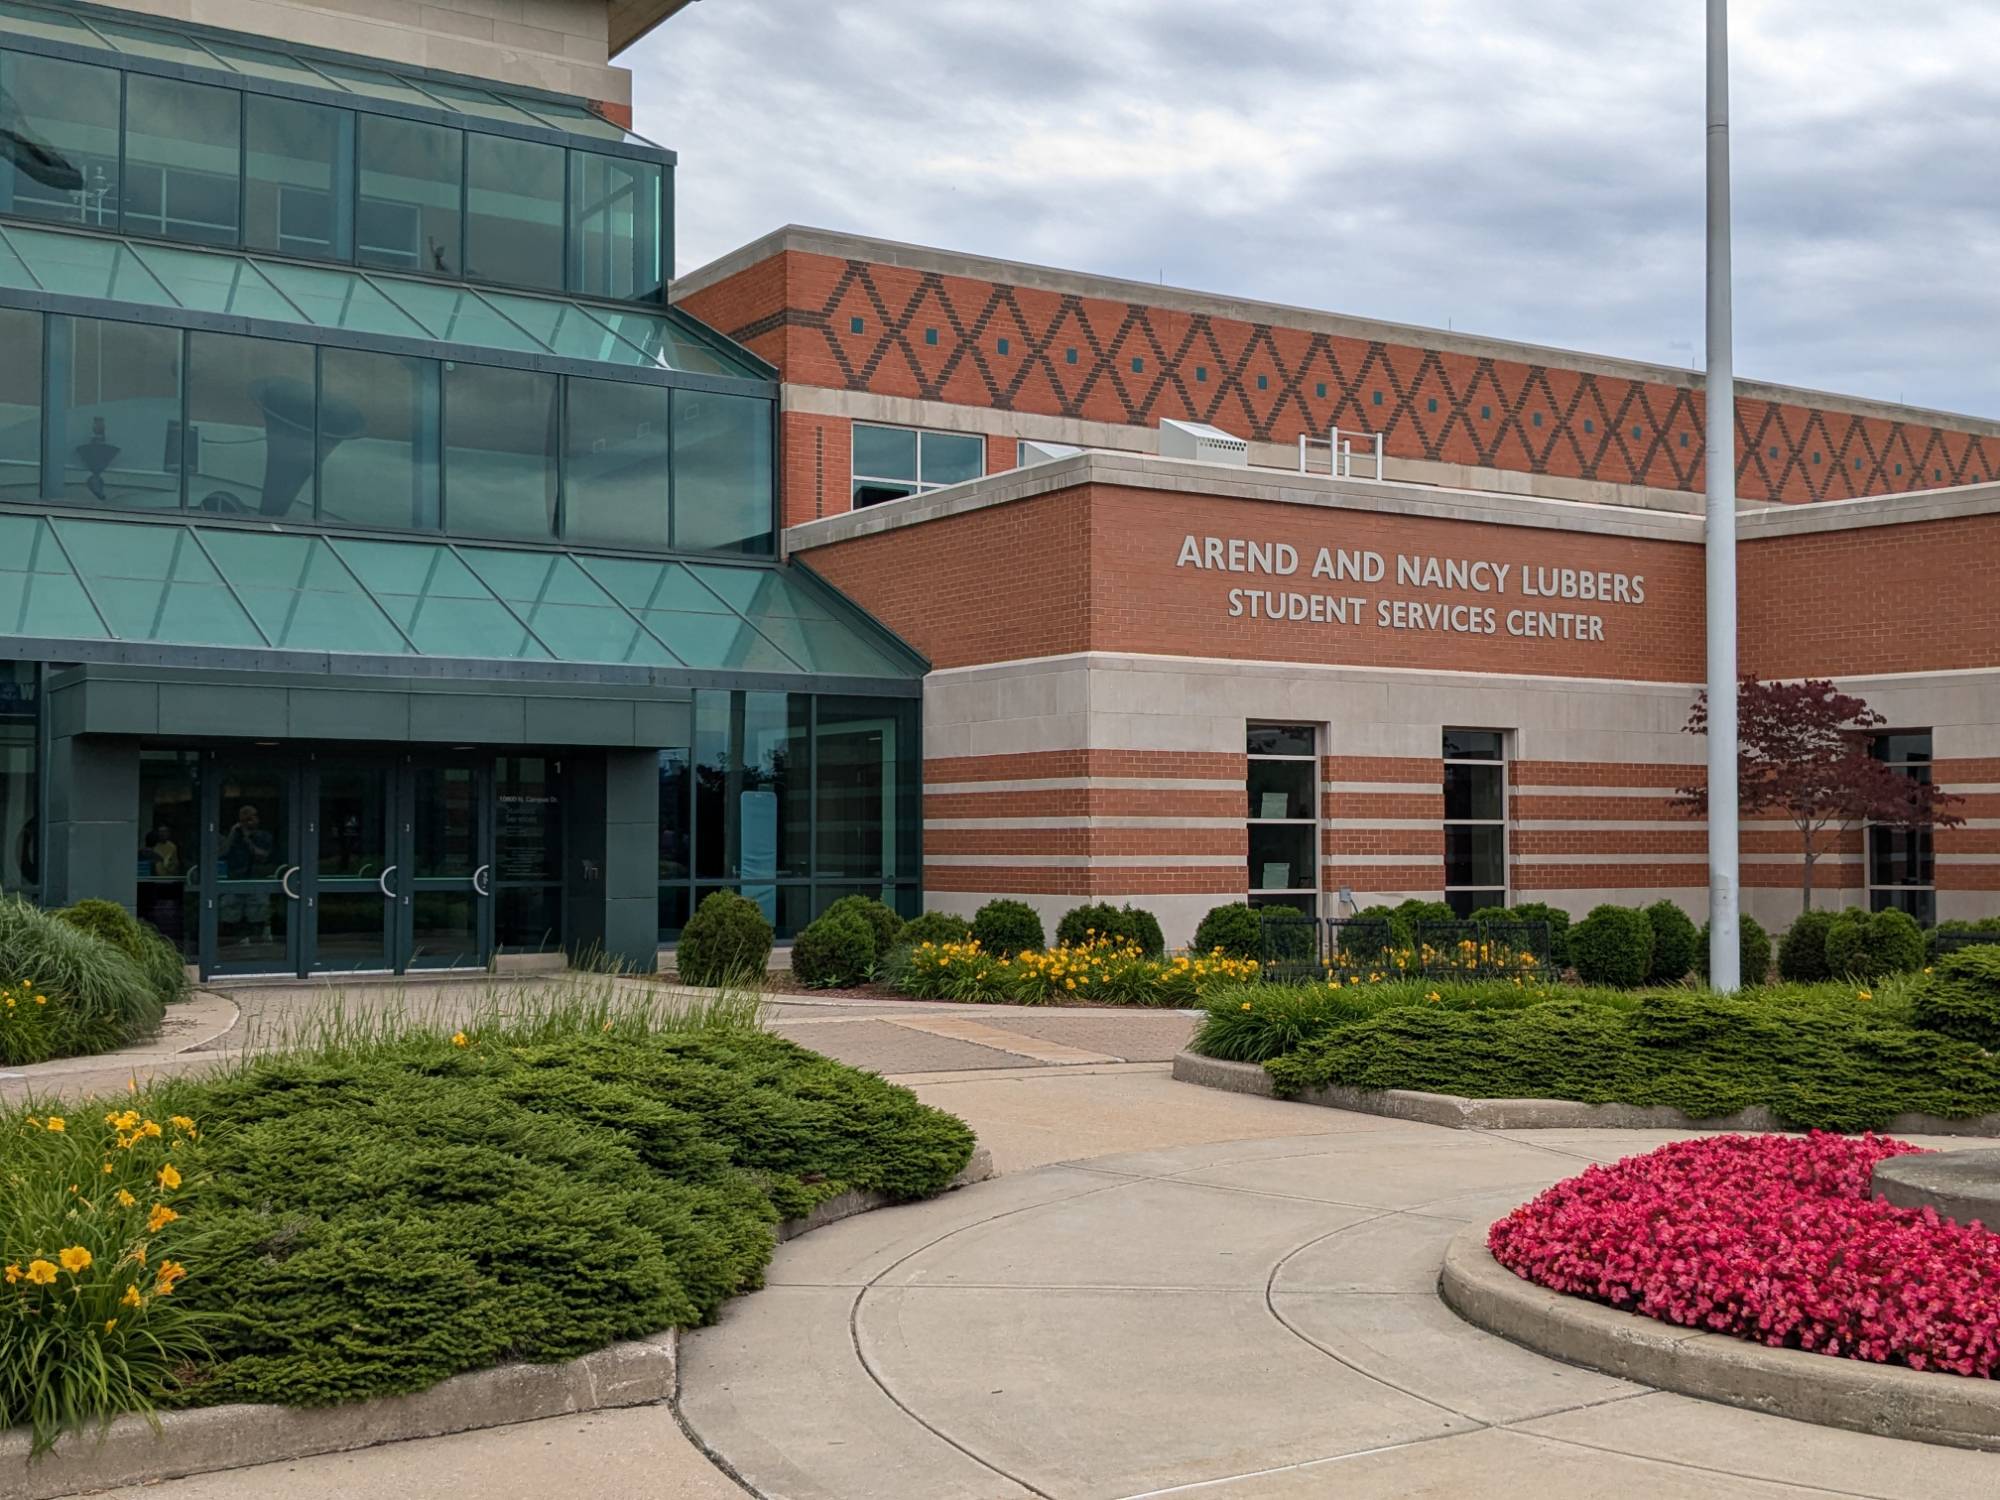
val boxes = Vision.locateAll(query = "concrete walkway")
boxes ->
[46,994,2000,1499]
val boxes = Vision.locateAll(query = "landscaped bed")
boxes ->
[1487,1133,2000,1379]
[0,985,974,1456]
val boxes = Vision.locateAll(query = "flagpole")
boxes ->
[1706,0,1742,990]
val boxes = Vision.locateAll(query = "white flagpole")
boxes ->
[1706,0,1742,990]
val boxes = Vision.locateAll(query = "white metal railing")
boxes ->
[1296,427,1385,481]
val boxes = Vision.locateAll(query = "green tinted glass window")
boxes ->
[318,348,440,532]
[4,226,173,303]
[331,538,548,660]
[372,280,541,352]
[123,73,241,247]
[672,392,774,555]
[466,134,564,291]
[583,307,742,376]
[0,232,30,290]
[457,547,672,664]
[255,259,426,336]
[185,331,318,521]
[53,519,265,645]
[691,564,838,621]
[0,307,39,502]
[480,292,648,363]
[574,556,799,672]
[562,377,668,549]
[569,152,662,302]
[418,79,543,128]
[0,1,95,42]
[91,18,219,67]
[244,95,354,262]
[0,51,121,229]
[49,316,183,509]
[129,242,299,320]
[356,115,462,277]
[199,37,327,86]
[817,696,920,879]
[443,364,559,541]
[197,530,409,654]
[0,516,105,640]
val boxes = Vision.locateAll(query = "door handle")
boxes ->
[280,865,300,901]
[472,864,490,897]
[378,863,398,898]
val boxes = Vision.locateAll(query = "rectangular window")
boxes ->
[569,151,663,302]
[818,696,918,882]
[442,363,559,540]
[563,376,669,550]
[123,73,241,246]
[465,133,565,292]
[244,94,354,261]
[0,663,37,902]
[494,755,563,953]
[0,50,121,228]
[0,307,39,501]
[1869,732,1936,928]
[138,747,198,957]
[185,331,317,520]
[671,391,774,556]
[1443,729,1507,916]
[357,115,462,276]
[317,347,440,531]
[48,315,184,509]
[1247,723,1318,915]
[851,423,985,508]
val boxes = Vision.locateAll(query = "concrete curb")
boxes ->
[0,993,241,1090]
[0,1148,995,1500]
[1170,1051,2000,1136]
[1438,1222,2000,1453]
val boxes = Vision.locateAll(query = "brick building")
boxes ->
[674,228,2000,943]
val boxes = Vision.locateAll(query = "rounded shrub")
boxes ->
[56,899,188,1008]
[1390,899,1457,949]
[1643,900,1701,985]
[790,910,876,989]
[819,895,903,959]
[1777,908,1837,982]
[1823,909,1874,978]
[1868,908,1926,976]
[1699,914,1771,986]
[1192,902,1261,958]
[899,911,972,947]
[971,899,1044,958]
[1507,902,1573,968]
[1570,905,1654,988]
[1054,902,1165,957]
[674,891,773,986]
[0,896,162,1064]
[1913,947,2000,1049]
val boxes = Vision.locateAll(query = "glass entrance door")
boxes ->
[397,760,492,970]
[206,758,303,977]
[310,758,394,973]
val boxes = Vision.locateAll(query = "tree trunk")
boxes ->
[1800,825,1816,913]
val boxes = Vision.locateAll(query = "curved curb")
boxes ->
[0,993,242,1091]
[1438,1221,2000,1453]
[1171,1051,2000,1136]
[0,1146,995,1500]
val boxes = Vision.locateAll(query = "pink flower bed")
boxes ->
[1488,1133,2000,1377]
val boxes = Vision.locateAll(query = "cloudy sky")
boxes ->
[628,1,2000,418]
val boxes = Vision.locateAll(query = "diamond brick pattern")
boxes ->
[682,250,2000,506]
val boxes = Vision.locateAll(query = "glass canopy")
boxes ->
[0,513,921,679]
[0,223,757,378]
[0,0,653,145]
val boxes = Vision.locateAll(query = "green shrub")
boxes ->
[1644,901,1700,985]
[899,911,972,947]
[1509,903,1572,967]
[790,910,876,989]
[1913,947,2000,1049]
[1698,914,1771,986]
[1570,905,1654,988]
[1869,909,1926,976]
[0,897,163,1066]
[1391,899,1457,947]
[1054,902,1164,957]
[1820,908,1921,979]
[1927,917,2000,963]
[1264,989,2000,1132]
[57,899,188,1009]
[1192,902,1261,958]
[970,899,1044,957]
[1822,909,1871,977]
[1778,908,1838,982]
[1192,988,1373,1062]
[818,895,903,959]
[674,891,773,986]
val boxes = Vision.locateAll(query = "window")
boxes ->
[442,363,559,540]
[1869,732,1936,928]
[357,115,461,276]
[1443,729,1506,916]
[138,748,198,955]
[570,151,662,302]
[465,134,564,291]
[851,423,985,507]
[671,391,774,556]
[0,51,121,227]
[0,664,36,902]
[47,315,183,509]
[244,95,354,261]
[1247,723,1318,916]
[494,755,564,953]
[185,331,317,519]
[563,377,668,550]
[0,308,39,500]
[122,74,241,246]
[317,347,440,531]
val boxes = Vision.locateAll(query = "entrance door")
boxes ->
[207,758,304,977]
[310,758,395,973]
[396,760,493,971]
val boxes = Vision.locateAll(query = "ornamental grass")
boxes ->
[1489,1133,2000,1378]
[888,937,1260,1005]
[0,897,167,1067]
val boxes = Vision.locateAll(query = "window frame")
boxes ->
[850,421,986,509]
[1442,728,1508,917]
[1867,730,1937,927]
[1245,721,1319,916]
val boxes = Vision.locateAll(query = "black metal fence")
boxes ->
[1931,930,2000,960]
[1257,913,1552,983]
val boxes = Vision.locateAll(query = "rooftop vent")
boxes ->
[1158,419,1248,467]
[1017,439,1083,467]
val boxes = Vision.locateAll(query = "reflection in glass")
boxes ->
[1443,763,1503,822]
[495,755,562,953]
[0,307,38,500]
[1247,760,1314,821]
[672,392,773,555]
[136,748,195,954]
[0,51,120,227]
[569,151,662,301]
[920,430,984,486]
[443,364,558,540]
[123,74,241,246]
[466,133,564,291]
[215,766,291,967]
[1444,826,1506,889]
[50,316,183,508]
[659,745,690,881]
[55,518,265,645]
[1246,724,1315,758]
[411,766,476,877]
[409,891,478,967]
[563,377,668,549]
[318,348,439,531]
[0,662,37,901]
[816,697,918,881]
[357,115,461,275]
[185,332,318,519]
[1249,824,1314,892]
[244,95,354,260]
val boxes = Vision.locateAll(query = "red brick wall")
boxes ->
[678,247,2000,508]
